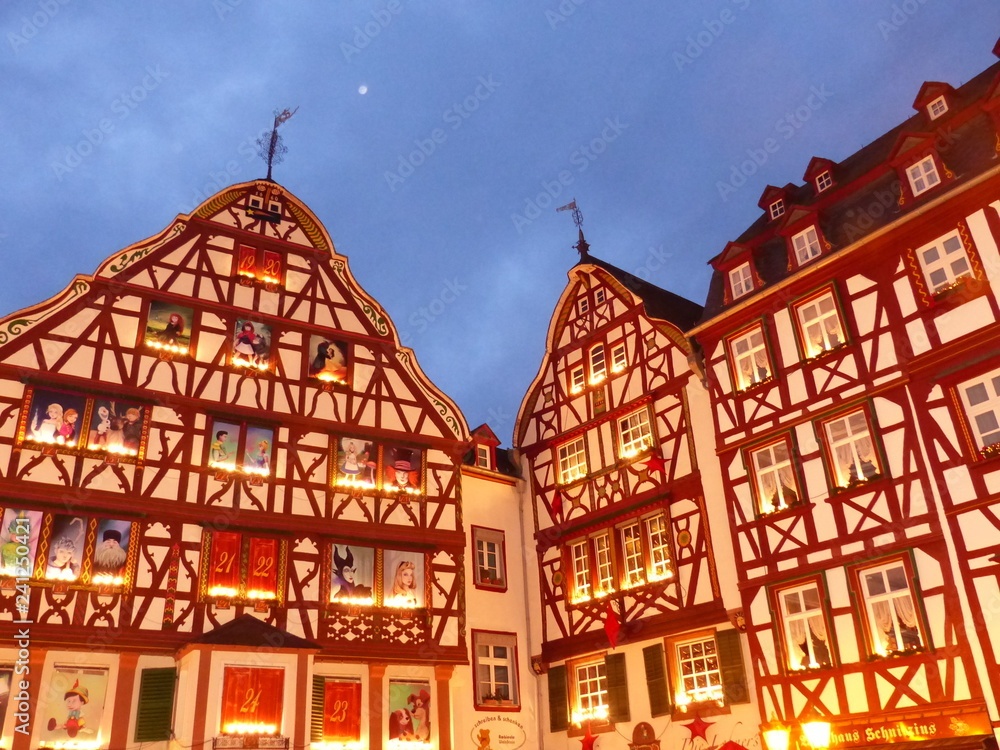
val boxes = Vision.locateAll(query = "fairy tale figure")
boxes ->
[389,709,415,741]
[331,546,372,600]
[158,313,184,345]
[47,680,89,738]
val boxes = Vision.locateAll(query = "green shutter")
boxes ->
[311,675,326,742]
[134,667,176,742]
[604,652,630,723]
[716,629,750,704]
[642,643,671,717]
[548,664,569,732]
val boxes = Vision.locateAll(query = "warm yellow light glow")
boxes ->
[209,586,238,597]
[316,372,347,384]
[384,595,420,608]
[38,739,102,750]
[146,341,188,354]
[611,363,625,373]
[28,433,77,448]
[88,442,139,457]
[386,485,421,495]
[246,590,277,600]
[588,374,606,386]
[330,595,375,606]
[569,384,584,394]
[232,358,270,371]
[571,705,609,725]
[762,725,790,750]
[620,438,652,460]
[335,476,376,489]
[802,720,832,749]
[243,465,270,477]
[560,469,586,484]
[648,569,674,582]
[209,460,238,472]
[92,573,124,586]
[45,568,78,582]
[677,684,724,707]
[224,723,278,735]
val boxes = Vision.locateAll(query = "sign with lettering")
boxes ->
[470,715,528,749]
[830,711,992,746]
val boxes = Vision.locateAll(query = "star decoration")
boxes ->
[580,722,598,750]
[642,453,667,478]
[684,714,714,741]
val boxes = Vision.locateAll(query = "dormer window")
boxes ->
[816,171,832,193]
[906,156,940,197]
[476,444,491,470]
[792,226,822,266]
[769,200,785,220]
[928,96,948,119]
[729,263,754,300]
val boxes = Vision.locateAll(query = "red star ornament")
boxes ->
[604,601,621,648]
[580,721,598,750]
[684,714,714,741]
[551,490,563,520]
[642,453,667,478]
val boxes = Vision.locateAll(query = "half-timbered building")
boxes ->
[514,240,761,749]
[0,178,532,750]
[688,38,1000,750]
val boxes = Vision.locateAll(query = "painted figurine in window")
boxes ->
[385,449,418,490]
[234,322,258,365]
[90,405,111,448]
[105,416,126,450]
[122,408,142,451]
[391,560,418,605]
[0,513,29,571]
[46,537,78,579]
[408,689,430,741]
[341,440,361,475]
[92,529,127,577]
[310,340,348,381]
[47,680,89,738]
[331,546,372,601]
[389,709,415,741]
[32,403,64,441]
[158,313,185,346]
[250,439,271,473]
[210,431,231,464]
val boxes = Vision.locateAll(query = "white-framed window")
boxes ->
[593,533,614,596]
[570,540,592,602]
[570,365,585,394]
[473,631,519,705]
[578,298,589,315]
[590,345,607,384]
[928,96,948,119]
[749,439,799,514]
[792,226,822,266]
[816,171,833,192]
[858,561,923,655]
[473,526,506,588]
[573,659,609,723]
[675,636,723,705]
[795,291,845,358]
[645,514,672,581]
[959,369,1000,451]
[915,230,972,294]
[729,325,771,391]
[823,409,880,488]
[595,288,606,305]
[620,522,644,588]
[769,199,785,220]
[618,409,652,458]
[729,263,754,300]
[907,156,941,196]
[777,583,832,670]
[558,437,587,484]
[475,444,491,469]
[611,343,627,373]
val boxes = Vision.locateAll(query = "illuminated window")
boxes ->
[729,325,771,390]
[816,171,832,192]
[618,409,652,458]
[748,439,800,515]
[906,156,940,196]
[792,226,822,266]
[207,419,274,477]
[620,522,645,588]
[205,531,282,602]
[915,230,972,294]
[474,631,519,706]
[928,96,948,119]
[729,263,754,300]
[310,677,362,745]
[236,244,284,285]
[590,345,607,383]
[777,583,832,670]
[473,526,506,589]
[573,659,609,724]
[611,344,627,372]
[558,437,587,484]
[769,199,785,220]
[958,369,1000,453]
[220,666,284,735]
[645,514,672,581]
[570,365,586,394]
[795,291,845,358]
[675,636,723,706]
[822,409,881,488]
[570,541,592,602]
[857,560,924,656]
[593,533,614,596]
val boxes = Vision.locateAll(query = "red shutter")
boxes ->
[323,681,362,741]
[247,537,278,598]
[209,532,242,593]
[238,246,257,278]
[221,666,284,732]
[262,251,282,284]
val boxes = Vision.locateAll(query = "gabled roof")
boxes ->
[757,184,794,210]
[803,157,835,181]
[912,81,955,110]
[580,255,703,331]
[189,614,320,649]
[470,423,501,445]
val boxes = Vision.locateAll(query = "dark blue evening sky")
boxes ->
[2,3,997,442]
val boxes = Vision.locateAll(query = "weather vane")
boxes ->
[557,199,590,258]
[258,107,299,181]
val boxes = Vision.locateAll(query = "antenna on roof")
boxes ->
[258,107,299,181]
[557,199,590,259]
